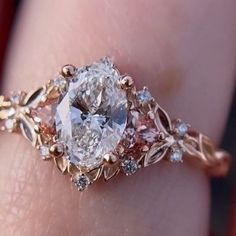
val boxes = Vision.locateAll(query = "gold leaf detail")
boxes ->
[23,87,45,108]
[154,104,172,134]
[19,114,39,146]
[103,164,120,181]
[54,156,68,173]
[45,86,61,101]
[183,142,204,160]
[144,142,168,167]
[67,162,80,175]
[87,167,103,182]
[183,134,207,161]
[200,135,215,159]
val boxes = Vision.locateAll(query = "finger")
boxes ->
[1,1,236,236]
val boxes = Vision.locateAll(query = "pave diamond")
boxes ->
[55,58,127,169]
[53,74,67,88]
[5,119,15,130]
[170,148,183,163]
[137,88,152,104]
[73,174,90,191]
[39,145,50,159]
[175,121,188,137]
[10,93,21,104]
[121,158,138,175]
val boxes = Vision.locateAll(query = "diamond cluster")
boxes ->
[33,57,190,191]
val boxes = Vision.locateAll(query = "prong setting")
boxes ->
[119,75,134,89]
[50,142,64,158]
[61,64,76,78]
[103,153,118,164]
[136,87,152,104]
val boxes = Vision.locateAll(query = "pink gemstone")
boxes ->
[121,110,158,155]
[31,104,56,134]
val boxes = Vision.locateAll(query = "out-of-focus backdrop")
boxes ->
[211,89,236,236]
[0,1,235,236]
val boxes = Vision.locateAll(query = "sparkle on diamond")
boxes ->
[55,58,127,169]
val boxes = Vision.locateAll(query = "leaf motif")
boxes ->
[144,142,169,167]
[19,114,39,146]
[183,142,204,159]
[67,162,80,175]
[103,164,120,181]
[199,134,215,162]
[154,104,172,134]
[45,86,61,101]
[23,87,45,108]
[87,167,103,182]
[54,156,68,173]
[182,134,206,161]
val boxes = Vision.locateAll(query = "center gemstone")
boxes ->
[55,58,127,169]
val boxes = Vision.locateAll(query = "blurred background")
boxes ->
[211,90,236,236]
[0,1,235,236]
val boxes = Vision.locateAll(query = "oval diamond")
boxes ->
[55,58,127,169]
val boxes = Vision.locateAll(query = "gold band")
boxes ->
[0,57,231,191]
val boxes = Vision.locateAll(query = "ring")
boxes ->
[0,57,231,191]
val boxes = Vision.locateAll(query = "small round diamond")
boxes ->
[39,145,50,159]
[5,119,15,131]
[137,89,152,104]
[53,75,67,88]
[170,149,183,163]
[7,107,16,117]
[73,174,90,191]
[175,121,188,137]
[121,158,138,175]
[10,93,21,104]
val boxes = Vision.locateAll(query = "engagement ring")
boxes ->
[0,57,230,191]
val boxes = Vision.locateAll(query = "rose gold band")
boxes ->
[0,57,231,191]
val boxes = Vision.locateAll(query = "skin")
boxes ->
[0,0,236,235]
